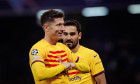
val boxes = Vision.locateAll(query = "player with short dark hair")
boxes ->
[63,19,107,84]
[29,10,90,84]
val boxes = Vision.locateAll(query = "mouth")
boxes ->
[66,41,73,44]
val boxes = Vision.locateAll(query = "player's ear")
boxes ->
[43,23,49,31]
[78,32,82,40]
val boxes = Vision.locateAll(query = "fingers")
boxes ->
[61,62,75,70]
[61,62,70,68]
[69,63,76,68]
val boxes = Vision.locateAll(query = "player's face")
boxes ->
[47,18,64,41]
[63,26,81,49]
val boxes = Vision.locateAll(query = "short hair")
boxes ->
[40,9,64,26]
[64,19,81,33]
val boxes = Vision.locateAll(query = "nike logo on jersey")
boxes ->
[94,55,97,58]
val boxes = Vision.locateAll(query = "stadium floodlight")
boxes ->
[36,9,64,20]
[82,7,109,17]
[128,4,140,14]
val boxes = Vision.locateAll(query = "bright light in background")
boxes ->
[82,7,109,17]
[36,9,64,20]
[128,4,140,14]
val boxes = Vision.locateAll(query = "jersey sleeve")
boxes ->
[29,45,66,81]
[74,56,90,73]
[90,53,104,77]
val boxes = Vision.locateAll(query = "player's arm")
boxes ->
[65,45,90,72]
[90,53,107,84]
[95,73,107,84]
[62,58,90,73]
[31,62,66,81]
[29,48,67,81]
[74,56,90,72]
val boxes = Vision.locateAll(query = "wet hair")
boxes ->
[64,19,81,33]
[40,9,64,26]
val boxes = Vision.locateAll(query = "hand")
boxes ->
[61,62,70,69]
[69,63,75,68]
[61,62,75,70]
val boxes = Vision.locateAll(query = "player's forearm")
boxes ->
[95,73,107,84]
[31,62,66,81]
[96,79,107,84]
[75,63,90,72]
[99,80,107,84]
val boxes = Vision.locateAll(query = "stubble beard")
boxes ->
[68,40,78,49]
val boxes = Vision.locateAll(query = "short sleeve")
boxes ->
[90,53,104,77]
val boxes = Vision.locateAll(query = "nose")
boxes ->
[67,34,72,40]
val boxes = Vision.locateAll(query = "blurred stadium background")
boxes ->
[0,0,140,84]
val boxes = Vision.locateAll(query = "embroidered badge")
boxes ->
[31,56,41,62]
[31,49,38,56]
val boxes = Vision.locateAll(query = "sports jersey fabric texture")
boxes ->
[68,46,104,84]
[29,39,90,84]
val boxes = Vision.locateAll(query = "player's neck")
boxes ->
[71,43,80,53]
[44,35,57,45]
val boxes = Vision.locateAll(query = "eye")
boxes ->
[57,24,61,26]
[56,23,64,27]
[63,32,68,36]
[70,32,76,36]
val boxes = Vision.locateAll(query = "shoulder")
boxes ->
[30,39,48,52]
[31,40,43,48]
[57,42,68,48]
[57,42,71,52]
[29,39,47,56]
[80,45,98,55]
[57,42,65,46]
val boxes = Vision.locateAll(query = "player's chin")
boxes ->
[66,43,72,47]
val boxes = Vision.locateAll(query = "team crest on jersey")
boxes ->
[57,55,62,63]
[31,49,38,56]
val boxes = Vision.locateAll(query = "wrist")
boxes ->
[61,64,67,69]
[70,63,76,68]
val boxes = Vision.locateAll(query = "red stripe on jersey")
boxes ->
[68,71,80,75]
[45,64,59,67]
[48,54,67,58]
[49,50,65,54]
[44,59,59,62]
[48,55,59,58]
[62,58,68,62]
[44,58,68,62]
[61,54,67,58]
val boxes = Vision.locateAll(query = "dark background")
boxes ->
[0,0,140,84]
